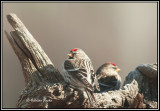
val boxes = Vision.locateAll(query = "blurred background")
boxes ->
[2,3,157,108]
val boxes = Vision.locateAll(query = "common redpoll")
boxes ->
[96,62,121,92]
[62,48,100,106]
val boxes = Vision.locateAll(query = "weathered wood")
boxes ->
[6,13,63,84]
[16,79,139,108]
[124,63,158,108]
[5,31,33,85]
[5,13,157,109]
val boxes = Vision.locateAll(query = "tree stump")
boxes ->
[5,13,158,109]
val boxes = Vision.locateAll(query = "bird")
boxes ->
[95,62,121,92]
[62,48,100,106]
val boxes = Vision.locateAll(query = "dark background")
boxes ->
[3,3,157,108]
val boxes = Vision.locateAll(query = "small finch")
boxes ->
[96,62,121,92]
[62,48,100,106]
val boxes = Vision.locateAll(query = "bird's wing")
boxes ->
[98,76,121,91]
[78,59,100,91]
[64,59,94,91]
[99,76,117,86]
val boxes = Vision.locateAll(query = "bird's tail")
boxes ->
[94,77,100,91]
[85,88,96,106]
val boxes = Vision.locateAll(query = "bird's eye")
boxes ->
[112,67,117,69]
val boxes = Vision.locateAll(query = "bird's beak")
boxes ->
[67,53,72,57]
[116,68,120,72]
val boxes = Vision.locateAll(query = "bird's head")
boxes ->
[96,62,121,81]
[96,62,120,79]
[108,62,120,72]
[67,48,89,59]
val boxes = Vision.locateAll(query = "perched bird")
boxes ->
[62,48,100,106]
[96,62,121,92]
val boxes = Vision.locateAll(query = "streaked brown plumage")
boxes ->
[62,48,100,106]
[96,62,121,92]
